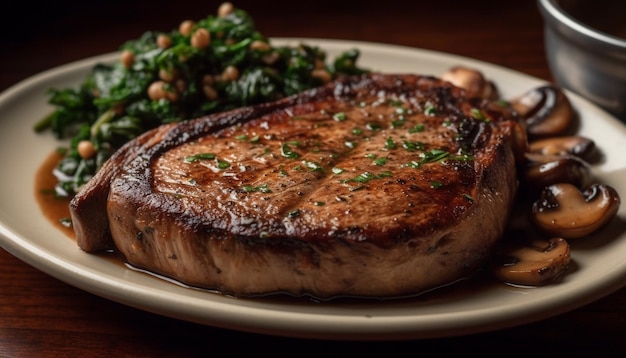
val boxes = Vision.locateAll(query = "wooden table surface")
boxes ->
[2,1,625,356]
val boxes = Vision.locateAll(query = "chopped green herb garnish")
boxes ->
[451,152,475,161]
[402,140,424,151]
[185,152,230,169]
[424,103,437,116]
[366,122,382,131]
[185,153,216,162]
[345,172,376,183]
[243,184,272,193]
[352,128,363,136]
[429,180,443,188]
[374,157,388,166]
[349,185,365,192]
[384,136,397,150]
[216,159,231,169]
[407,161,421,169]
[421,149,449,162]
[470,108,489,121]
[303,160,323,172]
[391,119,406,128]
[408,124,425,133]
[59,217,72,228]
[341,171,392,184]
[280,142,300,159]
[287,209,301,218]
[405,148,473,170]
[333,112,347,121]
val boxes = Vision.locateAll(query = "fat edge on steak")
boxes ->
[69,73,522,299]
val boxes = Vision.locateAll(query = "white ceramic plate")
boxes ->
[1,39,626,340]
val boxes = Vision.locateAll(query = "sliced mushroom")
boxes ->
[492,237,570,286]
[441,66,498,100]
[531,183,621,239]
[509,85,574,137]
[529,135,595,159]
[524,152,592,189]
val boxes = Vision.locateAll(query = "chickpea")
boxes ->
[166,90,178,102]
[250,40,271,51]
[311,69,332,84]
[148,81,165,100]
[191,28,211,49]
[179,20,195,36]
[147,81,178,102]
[218,2,234,18]
[156,34,172,49]
[262,52,280,65]
[77,140,96,159]
[120,50,134,69]
[221,65,239,82]
[203,85,218,100]
[159,68,178,82]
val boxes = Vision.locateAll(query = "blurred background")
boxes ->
[2,0,548,91]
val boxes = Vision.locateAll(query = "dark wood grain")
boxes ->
[2,1,625,356]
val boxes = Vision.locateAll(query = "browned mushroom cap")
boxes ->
[529,135,595,159]
[524,153,592,189]
[441,66,498,100]
[509,85,574,137]
[531,183,621,239]
[492,237,570,286]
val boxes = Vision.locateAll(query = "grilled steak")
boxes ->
[70,73,522,299]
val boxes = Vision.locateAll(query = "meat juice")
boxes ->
[34,150,75,239]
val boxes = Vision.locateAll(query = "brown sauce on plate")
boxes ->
[34,150,75,239]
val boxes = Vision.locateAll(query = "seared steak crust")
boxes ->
[70,73,520,299]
